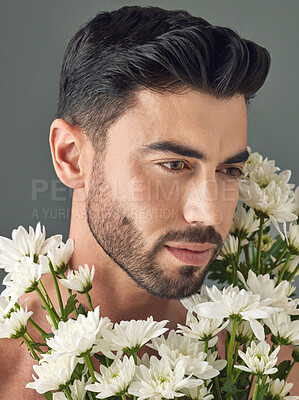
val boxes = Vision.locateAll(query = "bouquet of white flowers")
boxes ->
[0,148,298,400]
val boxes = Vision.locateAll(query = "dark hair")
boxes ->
[57,6,270,150]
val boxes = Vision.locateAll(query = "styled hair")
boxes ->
[57,6,270,150]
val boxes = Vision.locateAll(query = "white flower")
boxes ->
[46,306,112,357]
[180,290,209,312]
[181,384,214,400]
[0,222,62,272]
[292,186,299,216]
[265,377,299,400]
[286,222,299,254]
[53,379,88,400]
[60,264,95,293]
[239,166,297,239]
[193,284,275,341]
[230,204,260,237]
[26,354,77,394]
[0,305,33,339]
[227,320,252,343]
[254,233,276,252]
[1,256,43,303]
[235,341,280,375]
[149,330,220,380]
[0,295,15,322]
[86,355,135,398]
[264,312,299,346]
[99,316,168,354]
[177,314,228,347]
[238,270,298,314]
[217,235,239,261]
[128,357,202,400]
[241,148,264,177]
[43,238,74,274]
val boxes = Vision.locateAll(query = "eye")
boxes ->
[158,160,189,174]
[220,167,245,179]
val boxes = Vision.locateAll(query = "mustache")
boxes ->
[152,224,224,253]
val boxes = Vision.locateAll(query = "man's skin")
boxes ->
[0,90,297,397]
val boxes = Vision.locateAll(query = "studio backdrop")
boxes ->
[0,0,298,289]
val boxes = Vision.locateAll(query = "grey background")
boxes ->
[0,0,298,290]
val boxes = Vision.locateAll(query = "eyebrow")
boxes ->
[140,140,250,165]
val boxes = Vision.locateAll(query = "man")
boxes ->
[0,6,297,398]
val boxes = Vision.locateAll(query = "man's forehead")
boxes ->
[104,88,247,163]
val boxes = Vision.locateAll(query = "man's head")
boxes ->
[50,6,270,298]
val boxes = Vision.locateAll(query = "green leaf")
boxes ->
[238,262,250,281]
[271,360,291,380]
[62,294,78,320]
[71,361,85,380]
[256,382,269,400]
[43,392,53,400]
[77,303,87,316]
[94,353,114,367]
[221,378,238,396]
[207,259,232,285]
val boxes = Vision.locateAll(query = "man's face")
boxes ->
[86,90,248,299]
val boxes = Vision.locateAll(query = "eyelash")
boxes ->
[157,161,245,179]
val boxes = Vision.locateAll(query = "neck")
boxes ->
[67,190,187,329]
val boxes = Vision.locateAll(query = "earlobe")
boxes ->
[49,119,85,189]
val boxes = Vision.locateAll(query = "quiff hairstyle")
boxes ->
[57,6,270,151]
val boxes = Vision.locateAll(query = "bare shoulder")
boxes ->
[0,338,43,400]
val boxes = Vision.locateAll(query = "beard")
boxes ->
[86,159,223,299]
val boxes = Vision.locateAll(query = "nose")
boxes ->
[182,177,223,227]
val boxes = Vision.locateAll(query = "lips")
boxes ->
[164,245,211,266]
[165,242,214,252]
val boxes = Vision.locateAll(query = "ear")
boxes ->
[49,119,85,189]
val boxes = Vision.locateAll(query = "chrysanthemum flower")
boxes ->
[286,222,299,255]
[99,316,168,354]
[182,384,214,400]
[238,270,298,315]
[40,238,74,275]
[128,357,202,400]
[264,312,299,346]
[230,204,260,237]
[0,305,33,339]
[216,234,239,262]
[265,377,299,400]
[26,354,77,394]
[193,284,275,341]
[52,377,88,400]
[149,330,220,380]
[235,341,280,376]
[1,256,44,303]
[254,233,276,252]
[60,264,95,293]
[86,355,136,398]
[0,222,62,272]
[46,306,112,357]
[177,314,228,347]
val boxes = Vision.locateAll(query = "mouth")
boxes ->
[164,245,211,266]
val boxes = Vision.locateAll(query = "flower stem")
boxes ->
[227,318,237,379]
[213,375,222,400]
[251,378,259,400]
[289,264,299,282]
[84,354,97,383]
[270,245,288,271]
[256,216,265,274]
[64,387,73,400]
[27,317,48,336]
[121,395,126,400]
[85,292,94,311]
[244,243,250,265]
[39,280,54,309]
[36,286,58,329]
[49,261,64,316]
[276,253,293,284]
[22,335,40,361]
